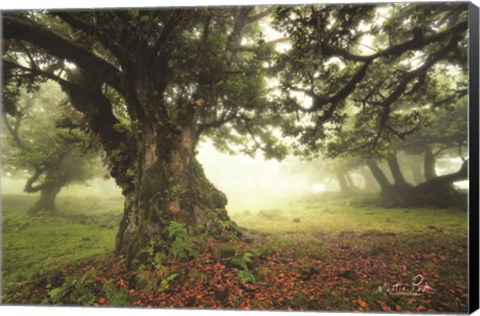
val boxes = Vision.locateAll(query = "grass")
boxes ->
[1,194,123,289]
[0,192,468,312]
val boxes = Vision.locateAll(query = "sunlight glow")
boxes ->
[311,183,326,193]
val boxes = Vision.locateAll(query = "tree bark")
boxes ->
[366,159,392,194]
[115,105,239,266]
[424,148,437,180]
[387,154,411,190]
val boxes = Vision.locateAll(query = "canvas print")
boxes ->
[1,1,477,313]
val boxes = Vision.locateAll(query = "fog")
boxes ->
[1,140,468,213]
[197,142,333,212]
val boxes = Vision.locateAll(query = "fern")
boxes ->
[231,251,254,270]
[48,277,77,304]
[214,217,232,229]
[103,279,131,307]
[167,221,187,239]
[232,252,257,284]
[159,273,178,292]
[167,221,200,258]
[238,269,256,284]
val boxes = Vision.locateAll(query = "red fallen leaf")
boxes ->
[396,304,402,311]
[416,305,426,311]
[98,297,107,304]
[357,298,368,308]
[118,278,127,288]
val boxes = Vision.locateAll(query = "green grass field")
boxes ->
[1,193,468,311]
[2,195,123,287]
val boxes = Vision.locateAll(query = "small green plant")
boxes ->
[48,277,76,304]
[46,276,96,305]
[103,279,132,307]
[231,251,254,270]
[167,221,202,259]
[153,251,168,272]
[237,269,256,284]
[214,217,232,229]
[232,251,256,284]
[159,273,178,292]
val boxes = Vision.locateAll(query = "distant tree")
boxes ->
[402,98,468,180]
[272,3,468,206]
[2,82,100,214]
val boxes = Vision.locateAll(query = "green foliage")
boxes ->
[272,3,467,160]
[232,251,257,284]
[46,276,97,305]
[214,216,233,229]
[47,277,76,304]
[237,269,256,284]
[103,279,132,307]
[159,273,178,292]
[167,221,202,259]
[231,251,254,271]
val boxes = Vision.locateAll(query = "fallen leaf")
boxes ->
[357,298,368,308]
[98,297,107,304]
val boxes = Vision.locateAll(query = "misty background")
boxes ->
[2,140,467,213]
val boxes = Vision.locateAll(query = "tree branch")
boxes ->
[4,15,122,90]
[53,12,125,65]
[246,8,273,23]
[150,10,184,65]
[324,20,467,63]
[3,59,72,87]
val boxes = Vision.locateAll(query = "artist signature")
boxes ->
[377,275,434,296]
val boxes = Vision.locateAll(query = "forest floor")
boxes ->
[1,193,468,312]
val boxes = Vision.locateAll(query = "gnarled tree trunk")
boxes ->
[27,183,63,215]
[115,105,239,265]
[24,167,67,215]
[367,156,467,208]
[366,159,392,194]
[387,154,412,191]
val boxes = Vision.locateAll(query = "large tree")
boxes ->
[2,3,470,264]
[3,7,287,264]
